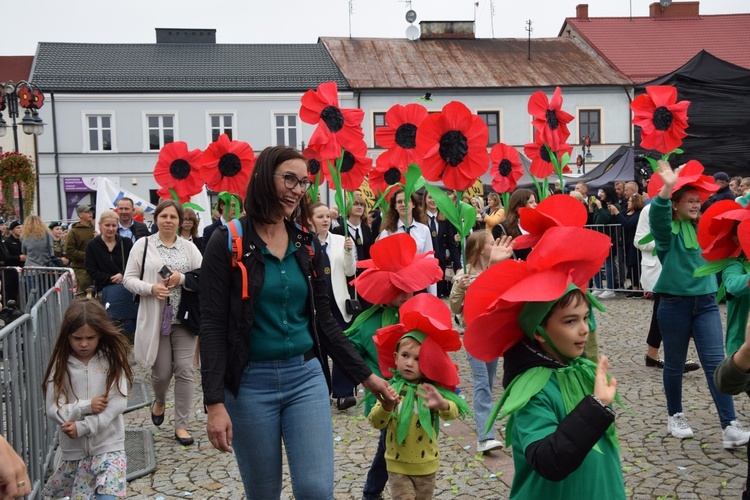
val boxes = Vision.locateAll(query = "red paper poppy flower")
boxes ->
[489,143,523,194]
[463,226,611,361]
[153,141,204,202]
[17,83,35,108]
[302,147,327,186]
[646,159,717,202]
[631,85,690,154]
[697,200,750,261]
[374,103,429,170]
[351,233,443,305]
[373,294,462,388]
[415,101,489,191]
[369,151,407,195]
[199,133,255,195]
[524,133,573,178]
[299,81,365,159]
[321,139,372,191]
[528,87,574,151]
[513,194,589,249]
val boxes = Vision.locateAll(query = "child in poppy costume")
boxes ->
[463,226,626,499]
[347,233,443,499]
[369,293,470,499]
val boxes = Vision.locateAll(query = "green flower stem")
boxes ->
[309,171,321,206]
[456,190,467,274]
[329,153,349,239]
[501,192,510,211]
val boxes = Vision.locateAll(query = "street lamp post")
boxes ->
[581,134,592,175]
[0,80,46,220]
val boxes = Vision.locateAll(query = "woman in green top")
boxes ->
[650,160,750,448]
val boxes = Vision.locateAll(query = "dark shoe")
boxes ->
[645,355,664,368]
[336,396,357,411]
[174,432,194,446]
[151,402,164,427]
[684,360,700,372]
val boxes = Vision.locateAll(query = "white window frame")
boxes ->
[271,112,301,148]
[206,111,237,144]
[371,110,387,148]
[575,106,605,145]
[81,111,117,153]
[475,109,503,146]
[142,112,178,152]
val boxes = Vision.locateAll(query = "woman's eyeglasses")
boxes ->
[275,173,313,192]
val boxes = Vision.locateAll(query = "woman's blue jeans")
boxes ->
[224,355,334,499]
[658,293,735,428]
[467,352,499,442]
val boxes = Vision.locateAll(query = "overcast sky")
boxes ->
[5,0,747,56]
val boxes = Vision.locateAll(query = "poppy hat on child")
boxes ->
[463,226,611,362]
[646,160,718,203]
[512,194,588,250]
[350,233,443,305]
[373,293,462,389]
[697,200,750,262]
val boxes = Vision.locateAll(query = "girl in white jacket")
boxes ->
[43,299,133,499]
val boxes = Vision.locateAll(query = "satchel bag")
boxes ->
[102,283,139,334]
[177,269,201,335]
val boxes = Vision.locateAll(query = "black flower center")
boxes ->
[308,159,321,176]
[546,109,559,130]
[321,105,344,133]
[169,159,191,180]
[395,123,417,149]
[340,151,355,173]
[652,106,674,131]
[218,153,242,177]
[540,146,552,163]
[384,168,401,185]
[498,159,512,177]
[438,130,468,167]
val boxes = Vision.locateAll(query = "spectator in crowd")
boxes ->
[116,197,150,243]
[333,193,373,261]
[609,193,645,297]
[66,205,96,297]
[470,196,485,231]
[492,188,537,261]
[179,207,202,251]
[4,220,24,303]
[49,221,69,266]
[589,184,622,298]
[730,176,743,197]
[20,215,55,267]
[702,171,735,212]
[481,193,505,234]
[85,210,133,295]
[202,195,239,253]
[329,206,343,230]
[422,191,460,298]
[575,181,589,198]
[740,177,750,197]
[368,208,381,235]
[0,218,7,239]
[615,180,627,205]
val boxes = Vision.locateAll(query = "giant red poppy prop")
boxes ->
[524,133,572,178]
[351,233,442,305]
[463,226,610,361]
[154,141,204,203]
[374,103,428,170]
[489,143,523,194]
[373,294,462,388]
[299,81,365,159]
[646,159,717,202]
[416,101,489,191]
[528,87,574,151]
[631,86,690,155]
[513,194,589,249]
[199,133,255,195]
[697,200,750,261]
[322,139,372,191]
[369,150,407,196]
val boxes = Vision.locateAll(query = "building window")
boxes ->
[210,114,233,141]
[478,111,500,146]
[147,115,175,150]
[579,109,601,144]
[274,114,298,147]
[86,114,113,151]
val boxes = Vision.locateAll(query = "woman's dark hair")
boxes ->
[154,199,184,229]
[43,299,133,405]
[600,184,618,207]
[502,188,536,238]
[382,188,424,234]
[245,146,310,227]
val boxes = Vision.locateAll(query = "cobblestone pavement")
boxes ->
[124,295,750,499]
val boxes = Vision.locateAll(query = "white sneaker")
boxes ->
[477,439,504,453]
[598,290,616,299]
[668,412,694,439]
[723,420,750,449]
[590,289,603,297]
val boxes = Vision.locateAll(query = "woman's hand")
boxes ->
[608,204,619,215]
[163,270,182,289]
[593,199,602,209]
[456,273,472,292]
[110,273,123,284]
[344,237,354,253]
[0,434,31,499]
[593,355,617,406]
[206,403,233,453]
[489,235,514,265]
[656,160,677,199]
[362,374,399,407]
[151,283,170,300]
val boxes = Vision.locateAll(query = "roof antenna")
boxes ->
[349,0,354,38]
[490,0,496,38]
[526,19,533,60]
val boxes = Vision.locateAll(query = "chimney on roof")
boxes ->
[649,1,700,19]
[576,4,589,20]
[155,28,216,44]
[419,21,475,40]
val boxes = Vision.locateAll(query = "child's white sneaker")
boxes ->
[598,290,616,299]
[477,439,504,453]
[668,412,694,439]
[722,420,750,449]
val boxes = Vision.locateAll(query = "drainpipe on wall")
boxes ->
[51,92,63,219]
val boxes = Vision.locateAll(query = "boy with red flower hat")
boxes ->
[369,294,470,499]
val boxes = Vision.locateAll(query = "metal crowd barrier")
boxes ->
[585,223,643,293]
[0,271,75,499]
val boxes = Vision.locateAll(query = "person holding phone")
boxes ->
[124,199,203,446]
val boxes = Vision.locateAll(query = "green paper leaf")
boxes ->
[637,233,655,246]
[181,202,204,212]
[645,156,660,172]
[694,258,735,277]
[424,184,460,228]
[458,201,478,237]
[403,163,423,201]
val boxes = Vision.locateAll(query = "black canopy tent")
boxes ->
[635,50,750,178]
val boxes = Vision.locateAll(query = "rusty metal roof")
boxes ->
[320,37,631,89]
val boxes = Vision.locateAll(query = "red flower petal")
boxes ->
[153,141,204,200]
[631,85,690,154]
[513,194,588,249]
[199,134,255,195]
